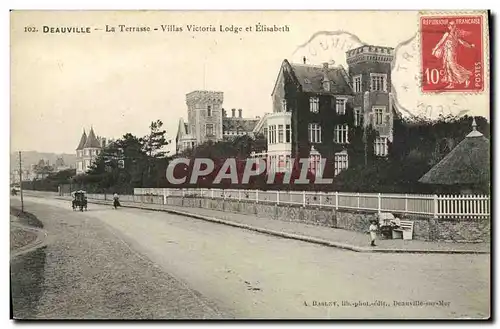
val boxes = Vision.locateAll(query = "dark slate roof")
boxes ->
[223,117,259,132]
[419,123,490,186]
[76,131,87,150]
[83,127,101,148]
[288,62,353,95]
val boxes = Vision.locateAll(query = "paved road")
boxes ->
[11,196,490,319]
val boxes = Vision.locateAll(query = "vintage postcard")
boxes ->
[10,10,491,320]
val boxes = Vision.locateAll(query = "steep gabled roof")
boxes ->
[83,127,101,148]
[176,118,188,142]
[276,60,353,95]
[223,117,260,132]
[76,130,87,150]
[289,63,353,95]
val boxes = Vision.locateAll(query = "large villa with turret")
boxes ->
[176,44,399,177]
[75,127,109,174]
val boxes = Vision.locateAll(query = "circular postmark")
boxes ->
[292,30,473,120]
[392,33,472,119]
[291,30,365,68]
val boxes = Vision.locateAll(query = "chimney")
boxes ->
[303,56,306,64]
[222,108,226,117]
[322,62,330,91]
[238,109,242,118]
[232,108,236,117]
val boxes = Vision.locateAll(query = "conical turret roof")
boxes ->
[84,127,102,148]
[76,130,87,150]
[419,118,490,186]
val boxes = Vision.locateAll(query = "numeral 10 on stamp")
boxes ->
[420,15,484,92]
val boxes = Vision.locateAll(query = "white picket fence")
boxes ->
[133,188,490,219]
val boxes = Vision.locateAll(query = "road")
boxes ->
[10,196,490,319]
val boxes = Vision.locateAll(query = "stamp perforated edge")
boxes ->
[417,10,490,95]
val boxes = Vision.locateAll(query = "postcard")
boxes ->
[10,10,490,320]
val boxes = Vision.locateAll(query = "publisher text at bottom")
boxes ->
[304,300,451,308]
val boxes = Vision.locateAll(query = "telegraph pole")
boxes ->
[18,151,24,212]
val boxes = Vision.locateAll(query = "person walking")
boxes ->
[113,192,120,209]
[369,219,378,247]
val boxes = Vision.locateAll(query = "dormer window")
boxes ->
[323,80,330,92]
[281,99,287,112]
[207,105,212,117]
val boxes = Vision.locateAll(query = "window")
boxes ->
[370,73,387,92]
[374,137,388,156]
[285,124,291,143]
[281,99,287,112]
[309,97,319,113]
[334,152,349,176]
[309,152,322,176]
[207,105,212,117]
[206,124,214,136]
[353,75,362,93]
[285,155,291,171]
[334,124,349,144]
[374,107,384,125]
[269,125,276,144]
[270,155,277,172]
[308,123,322,143]
[336,98,346,115]
[354,107,362,127]
[278,125,284,143]
[278,155,285,171]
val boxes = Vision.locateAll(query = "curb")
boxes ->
[70,198,490,255]
[10,222,48,258]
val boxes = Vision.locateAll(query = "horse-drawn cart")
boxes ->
[72,190,88,211]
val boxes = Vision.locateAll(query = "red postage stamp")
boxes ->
[420,15,484,93]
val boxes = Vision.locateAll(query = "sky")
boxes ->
[10,10,490,154]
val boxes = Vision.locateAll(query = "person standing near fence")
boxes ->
[369,219,378,247]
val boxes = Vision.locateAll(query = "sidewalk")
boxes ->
[64,197,490,254]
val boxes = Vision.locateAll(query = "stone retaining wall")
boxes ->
[166,196,490,243]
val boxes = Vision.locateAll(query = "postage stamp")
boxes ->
[420,14,484,93]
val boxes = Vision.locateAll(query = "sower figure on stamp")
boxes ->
[431,21,475,89]
[369,219,378,247]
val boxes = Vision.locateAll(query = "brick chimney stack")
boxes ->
[238,109,242,118]
[232,108,236,117]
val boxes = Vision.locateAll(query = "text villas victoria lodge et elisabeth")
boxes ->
[156,23,290,33]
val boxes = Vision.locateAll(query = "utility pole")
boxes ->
[18,151,24,212]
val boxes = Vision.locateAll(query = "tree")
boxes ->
[141,120,170,187]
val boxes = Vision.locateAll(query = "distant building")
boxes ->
[176,90,266,153]
[75,127,107,174]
